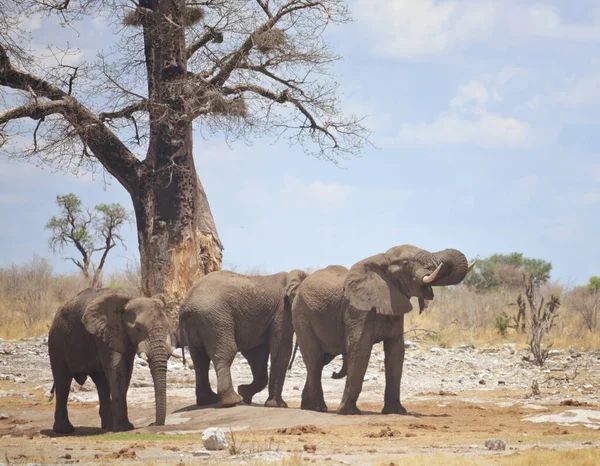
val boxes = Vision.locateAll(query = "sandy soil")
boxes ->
[1,337,600,465]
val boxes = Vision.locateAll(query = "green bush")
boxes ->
[494,314,511,337]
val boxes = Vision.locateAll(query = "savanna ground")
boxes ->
[1,257,600,465]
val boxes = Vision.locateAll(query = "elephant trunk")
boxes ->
[148,339,169,426]
[429,249,470,286]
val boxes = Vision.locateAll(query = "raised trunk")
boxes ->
[431,249,470,286]
[149,359,168,426]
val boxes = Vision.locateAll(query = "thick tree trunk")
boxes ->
[128,0,222,315]
[131,123,222,306]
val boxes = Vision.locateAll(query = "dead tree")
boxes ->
[0,1,369,314]
[519,274,561,367]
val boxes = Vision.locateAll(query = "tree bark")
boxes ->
[131,123,222,305]
[130,0,222,311]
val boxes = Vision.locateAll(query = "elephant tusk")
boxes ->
[139,352,149,361]
[468,261,476,272]
[422,263,443,284]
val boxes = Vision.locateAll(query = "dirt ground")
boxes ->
[1,337,600,465]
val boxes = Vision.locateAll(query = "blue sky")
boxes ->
[1,0,599,285]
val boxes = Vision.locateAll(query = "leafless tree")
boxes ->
[518,274,561,367]
[0,0,369,308]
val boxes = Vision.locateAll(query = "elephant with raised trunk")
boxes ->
[179,269,308,408]
[292,245,473,415]
[48,287,174,433]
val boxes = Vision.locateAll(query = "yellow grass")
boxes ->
[378,448,600,466]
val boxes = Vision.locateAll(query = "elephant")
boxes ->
[292,245,473,415]
[48,287,174,433]
[179,269,308,408]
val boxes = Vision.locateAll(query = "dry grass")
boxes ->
[377,448,600,465]
[0,255,139,340]
[2,257,599,352]
[405,284,600,349]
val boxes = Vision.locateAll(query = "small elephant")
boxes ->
[48,287,174,433]
[292,245,473,415]
[179,269,308,408]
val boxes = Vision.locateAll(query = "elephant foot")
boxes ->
[196,392,220,406]
[382,401,407,415]
[220,391,243,408]
[337,402,361,415]
[265,397,288,408]
[112,420,135,432]
[300,398,328,412]
[53,419,75,434]
[237,384,255,405]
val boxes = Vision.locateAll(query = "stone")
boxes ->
[304,444,316,453]
[429,347,442,353]
[193,450,211,457]
[0,413,9,420]
[484,439,507,451]
[202,427,228,450]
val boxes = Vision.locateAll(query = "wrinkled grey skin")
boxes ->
[292,245,471,415]
[179,269,308,408]
[48,287,173,433]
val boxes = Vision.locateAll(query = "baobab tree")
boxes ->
[0,1,368,306]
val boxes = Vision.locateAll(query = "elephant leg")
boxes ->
[238,345,268,405]
[382,336,407,415]
[90,371,111,430]
[51,366,75,434]
[296,329,327,412]
[104,352,134,432]
[265,313,293,408]
[189,344,219,406]
[207,338,243,408]
[338,312,374,415]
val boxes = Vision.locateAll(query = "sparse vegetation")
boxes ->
[493,313,511,337]
[45,193,131,288]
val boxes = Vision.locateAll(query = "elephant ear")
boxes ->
[285,269,308,303]
[82,292,135,353]
[344,254,412,316]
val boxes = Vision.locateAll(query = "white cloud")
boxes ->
[352,0,600,60]
[554,70,600,107]
[281,177,354,211]
[396,81,536,148]
[18,13,42,32]
[450,81,489,113]
[581,192,600,205]
[592,165,600,183]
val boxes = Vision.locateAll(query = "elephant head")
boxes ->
[285,269,309,305]
[344,245,473,316]
[82,291,174,426]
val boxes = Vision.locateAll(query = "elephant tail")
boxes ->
[331,354,347,379]
[48,383,55,402]
[288,340,299,371]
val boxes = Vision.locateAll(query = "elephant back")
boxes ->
[295,265,348,316]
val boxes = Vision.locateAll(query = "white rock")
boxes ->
[429,347,442,353]
[0,413,9,420]
[202,427,229,451]
[193,450,211,457]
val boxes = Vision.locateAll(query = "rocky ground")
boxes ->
[1,336,600,465]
